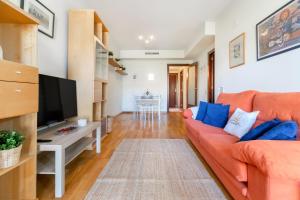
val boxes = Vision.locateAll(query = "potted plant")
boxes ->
[0,130,24,168]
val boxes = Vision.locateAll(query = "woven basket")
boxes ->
[0,145,22,169]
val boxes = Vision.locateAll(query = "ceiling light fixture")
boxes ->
[138,34,155,44]
[149,35,154,40]
[138,35,144,40]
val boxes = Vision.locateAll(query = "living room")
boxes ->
[0,0,299,199]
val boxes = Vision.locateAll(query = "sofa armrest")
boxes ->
[183,109,193,119]
[231,140,300,180]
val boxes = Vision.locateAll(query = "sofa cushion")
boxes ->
[189,107,199,119]
[217,90,256,114]
[258,121,298,141]
[203,104,230,128]
[253,92,300,137]
[196,101,208,121]
[224,108,259,138]
[240,119,282,141]
[185,119,227,138]
[253,92,300,124]
[183,109,193,119]
[196,129,248,182]
[231,140,300,180]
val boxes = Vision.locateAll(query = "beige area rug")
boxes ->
[85,139,229,200]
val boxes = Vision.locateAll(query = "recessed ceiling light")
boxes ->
[138,35,144,40]
[145,40,150,44]
[149,35,155,40]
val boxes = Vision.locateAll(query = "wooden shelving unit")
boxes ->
[109,58,128,76]
[68,9,109,122]
[0,1,39,199]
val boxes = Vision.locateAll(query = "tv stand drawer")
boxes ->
[0,60,38,84]
[0,81,38,119]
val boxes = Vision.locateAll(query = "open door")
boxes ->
[168,73,178,108]
[208,50,215,103]
[180,71,184,108]
[187,62,198,107]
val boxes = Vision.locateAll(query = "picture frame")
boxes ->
[256,0,300,61]
[229,33,245,68]
[7,0,22,7]
[22,0,55,38]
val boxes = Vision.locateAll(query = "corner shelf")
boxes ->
[108,58,121,68]
[108,58,128,76]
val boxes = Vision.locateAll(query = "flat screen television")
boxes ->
[38,74,78,128]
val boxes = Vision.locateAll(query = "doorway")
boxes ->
[168,73,178,108]
[208,50,215,103]
[167,63,198,112]
[180,71,184,108]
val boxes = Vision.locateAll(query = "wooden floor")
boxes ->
[37,112,229,200]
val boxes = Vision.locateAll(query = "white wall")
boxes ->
[37,0,90,78]
[196,43,215,102]
[106,67,123,116]
[121,59,192,112]
[36,0,122,115]
[215,0,300,95]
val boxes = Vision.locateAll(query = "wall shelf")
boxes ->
[116,70,128,76]
[108,58,121,68]
[109,58,128,76]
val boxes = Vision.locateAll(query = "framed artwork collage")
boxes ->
[229,0,300,68]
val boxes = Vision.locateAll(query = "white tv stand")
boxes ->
[37,121,101,198]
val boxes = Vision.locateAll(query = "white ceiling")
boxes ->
[95,0,232,51]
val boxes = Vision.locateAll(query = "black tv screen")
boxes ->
[38,74,78,127]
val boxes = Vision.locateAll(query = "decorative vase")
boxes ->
[0,145,22,169]
[0,46,3,60]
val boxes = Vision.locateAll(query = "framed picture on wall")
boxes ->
[257,0,300,61]
[229,33,245,68]
[22,0,55,38]
[7,0,22,7]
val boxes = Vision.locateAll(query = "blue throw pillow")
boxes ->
[195,101,208,121]
[240,119,282,141]
[203,103,230,128]
[257,121,298,141]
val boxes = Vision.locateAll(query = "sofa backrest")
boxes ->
[216,90,257,114]
[253,92,300,127]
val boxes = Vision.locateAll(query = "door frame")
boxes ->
[167,63,198,111]
[208,49,215,103]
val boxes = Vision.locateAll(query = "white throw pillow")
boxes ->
[224,108,260,138]
[190,106,199,120]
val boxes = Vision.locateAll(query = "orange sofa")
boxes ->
[183,91,300,200]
